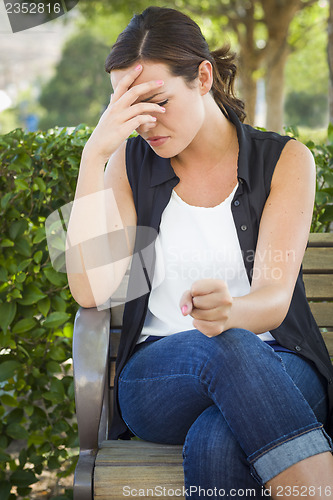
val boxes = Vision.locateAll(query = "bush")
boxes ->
[0,122,332,500]
[0,124,92,500]
[284,91,328,129]
[285,124,333,232]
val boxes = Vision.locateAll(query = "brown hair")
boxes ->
[105,6,246,122]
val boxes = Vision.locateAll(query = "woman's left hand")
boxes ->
[179,279,233,337]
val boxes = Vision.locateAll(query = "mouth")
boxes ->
[147,136,169,147]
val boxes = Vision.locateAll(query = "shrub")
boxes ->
[0,124,92,500]
[307,125,333,232]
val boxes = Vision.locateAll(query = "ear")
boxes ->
[197,60,213,96]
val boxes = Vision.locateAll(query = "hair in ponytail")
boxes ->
[210,46,246,122]
[105,6,246,122]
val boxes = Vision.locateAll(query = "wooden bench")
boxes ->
[72,233,333,500]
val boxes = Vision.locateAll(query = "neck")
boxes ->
[172,96,237,173]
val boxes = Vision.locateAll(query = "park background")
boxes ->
[0,0,332,499]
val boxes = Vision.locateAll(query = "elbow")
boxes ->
[269,291,292,330]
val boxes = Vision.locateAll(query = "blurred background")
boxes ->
[0,0,332,140]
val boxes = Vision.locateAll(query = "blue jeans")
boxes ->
[118,329,332,497]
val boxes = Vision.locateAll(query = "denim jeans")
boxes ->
[118,328,332,498]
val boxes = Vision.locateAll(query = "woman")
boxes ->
[67,6,333,498]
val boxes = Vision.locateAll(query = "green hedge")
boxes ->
[0,123,332,500]
[0,125,92,500]
[305,125,333,231]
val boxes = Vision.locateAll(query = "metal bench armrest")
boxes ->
[72,306,111,500]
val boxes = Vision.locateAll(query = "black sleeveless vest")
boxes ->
[109,106,333,439]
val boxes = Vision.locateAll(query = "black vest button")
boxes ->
[234,200,240,207]
[240,224,247,231]
[295,345,302,351]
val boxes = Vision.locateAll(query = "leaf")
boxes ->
[17,259,32,272]
[6,423,29,440]
[17,284,47,306]
[28,433,45,446]
[37,297,51,317]
[33,177,46,192]
[49,345,67,361]
[43,312,70,329]
[0,360,20,382]
[32,227,46,244]
[15,237,31,257]
[50,377,65,396]
[0,481,11,500]
[14,179,30,191]
[46,361,61,375]
[43,267,67,287]
[9,220,28,241]
[328,122,333,144]
[0,302,17,333]
[1,192,13,210]
[319,205,333,223]
[0,267,8,282]
[33,250,43,264]
[10,469,38,487]
[12,317,37,334]
[1,394,18,407]
[42,391,64,404]
[0,239,14,248]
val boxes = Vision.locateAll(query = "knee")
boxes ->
[204,327,274,366]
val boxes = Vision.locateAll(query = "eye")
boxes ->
[156,99,168,107]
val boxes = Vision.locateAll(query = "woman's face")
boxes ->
[110,61,208,158]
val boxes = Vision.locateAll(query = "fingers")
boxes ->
[179,279,233,337]
[190,279,225,297]
[122,101,166,122]
[113,65,165,106]
[179,289,193,316]
[112,64,144,102]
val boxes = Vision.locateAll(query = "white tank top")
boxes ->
[139,184,274,343]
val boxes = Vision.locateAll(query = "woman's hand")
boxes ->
[179,279,233,337]
[83,64,166,163]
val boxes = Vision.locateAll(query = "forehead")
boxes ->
[110,62,174,92]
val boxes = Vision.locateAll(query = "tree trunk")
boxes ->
[261,0,300,131]
[237,50,259,125]
[328,0,333,124]
[265,42,289,132]
[230,0,262,125]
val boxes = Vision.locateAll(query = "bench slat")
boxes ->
[94,441,184,499]
[309,303,333,328]
[322,331,333,357]
[94,467,184,499]
[96,440,183,465]
[308,233,333,247]
[302,248,333,273]
[303,275,333,300]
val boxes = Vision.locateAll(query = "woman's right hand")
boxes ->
[82,64,166,164]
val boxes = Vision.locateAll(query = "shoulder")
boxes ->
[244,123,292,151]
[272,139,316,189]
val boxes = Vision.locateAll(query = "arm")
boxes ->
[180,140,316,336]
[66,145,136,308]
[66,66,165,308]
